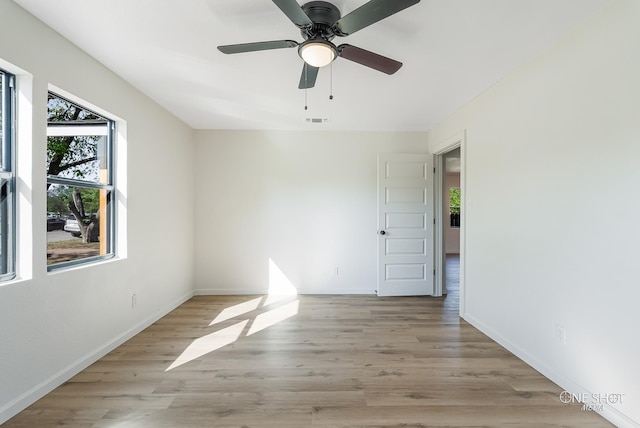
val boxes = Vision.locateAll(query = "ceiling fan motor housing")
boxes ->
[300,1,342,41]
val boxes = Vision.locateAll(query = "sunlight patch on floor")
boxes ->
[166,320,248,371]
[247,299,300,336]
[209,297,263,326]
[167,258,300,371]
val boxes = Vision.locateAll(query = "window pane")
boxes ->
[0,70,15,279]
[0,179,10,274]
[0,72,4,167]
[449,187,460,228]
[47,184,110,265]
[47,91,114,269]
[47,93,109,184]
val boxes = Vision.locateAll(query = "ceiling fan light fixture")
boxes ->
[299,40,337,68]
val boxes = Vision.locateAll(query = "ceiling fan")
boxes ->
[217,0,421,89]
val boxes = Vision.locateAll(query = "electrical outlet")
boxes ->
[556,324,567,345]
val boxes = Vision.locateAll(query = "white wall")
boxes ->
[0,2,196,423]
[428,1,640,426]
[194,130,427,295]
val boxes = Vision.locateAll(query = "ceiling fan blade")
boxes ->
[338,44,402,74]
[335,0,420,36]
[298,63,319,89]
[218,40,298,54]
[272,0,313,28]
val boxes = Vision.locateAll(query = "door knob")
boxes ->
[379,230,386,235]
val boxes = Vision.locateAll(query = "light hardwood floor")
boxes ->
[5,269,611,427]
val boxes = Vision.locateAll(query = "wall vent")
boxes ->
[306,118,329,124]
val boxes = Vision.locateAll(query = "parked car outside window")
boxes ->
[63,214,81,237]
[46,213,65,231]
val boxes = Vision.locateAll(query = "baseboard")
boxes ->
[462,313,639,428]
[194,287,371,296]
[0,290,194,425]
[194,287,266,295]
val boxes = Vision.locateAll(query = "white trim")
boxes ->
[48,84,119,122]
[45,85,129,264]
[195,288,266,295]
[432,131,466,316]
[0,291,193,425]
[433,154,445,297]
[431,131,465,156]
[194,287,370,296]
[3,62,34,282]
[46,125,108,136]
[114,120,128,259]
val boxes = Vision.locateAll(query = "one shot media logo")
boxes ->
[559,391,625,411]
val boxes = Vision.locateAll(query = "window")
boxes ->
[46,92,115,268]
[0,69,16,280]
[449,187,460,228]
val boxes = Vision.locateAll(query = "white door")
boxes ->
[377,153,433,296]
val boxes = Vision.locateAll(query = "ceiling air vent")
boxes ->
[306,118,329,124]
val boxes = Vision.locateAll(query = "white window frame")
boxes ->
[0,68,16,281]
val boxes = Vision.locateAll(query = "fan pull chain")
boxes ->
[304,64,308,110]
[329,61,334,100]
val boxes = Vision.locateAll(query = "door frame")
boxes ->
[433,131,466,316]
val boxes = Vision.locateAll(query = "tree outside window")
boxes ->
[449,187,460,228]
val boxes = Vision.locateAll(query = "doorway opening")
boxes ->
[433,133,465,316]
[443,148,460,297]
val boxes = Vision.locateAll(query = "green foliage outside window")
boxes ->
[47,186,100,217]
[449,187,461,215]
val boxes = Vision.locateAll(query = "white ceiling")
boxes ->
[13,0,610,131]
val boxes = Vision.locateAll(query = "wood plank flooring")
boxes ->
[4,274,612,426]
